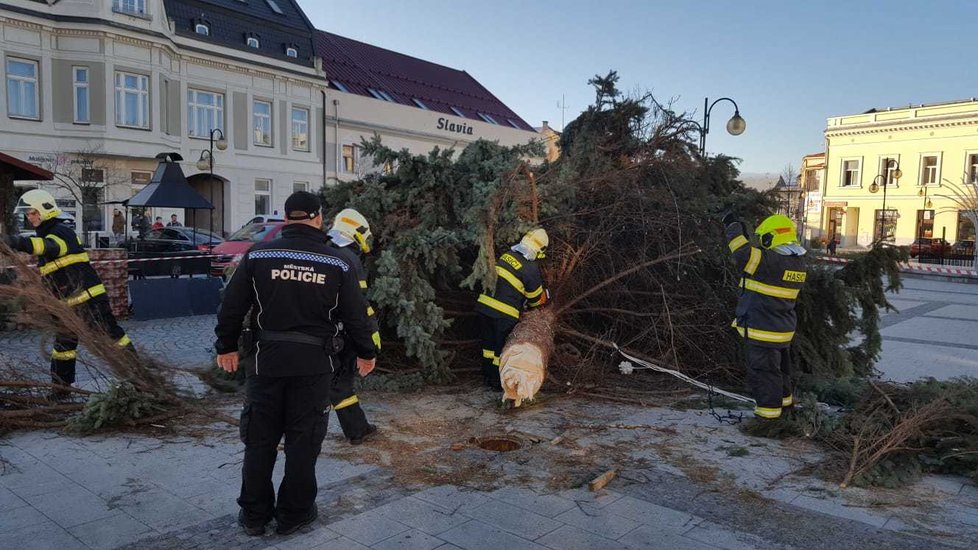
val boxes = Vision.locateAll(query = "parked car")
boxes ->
[951,240,976,257]
[240,215,284,228]
[909,238,951,258]
[209,222,285,278]
[125,227,224,277]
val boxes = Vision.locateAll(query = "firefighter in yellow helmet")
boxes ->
[474,229,551,391]
[326,208,381,444]
[723,211,807,424]
[2,189,135,398]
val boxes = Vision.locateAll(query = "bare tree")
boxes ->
[41,146,128,244]
[935,177,978,269]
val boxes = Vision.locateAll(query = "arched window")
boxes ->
[195,23,209,36]
[286,47,298,58]
[247,37,260,48]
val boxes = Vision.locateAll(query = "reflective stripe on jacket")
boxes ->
[475,251,548,320]
[9,219,103,302]
[726,223,806,349]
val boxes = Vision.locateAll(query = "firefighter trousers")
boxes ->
[478,313,518,390]
[51,296,134,385]
[329,345,371,440]
[746,344,794,419]
[238,372,331,528]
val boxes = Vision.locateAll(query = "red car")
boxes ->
[909,238,951,258]
[209,222,284,278]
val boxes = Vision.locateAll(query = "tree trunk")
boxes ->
[498,307,556,405]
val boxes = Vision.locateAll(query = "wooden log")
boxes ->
[498,307,556,405]
[589,469,618,491]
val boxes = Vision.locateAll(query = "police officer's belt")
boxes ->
[256,330,344,353]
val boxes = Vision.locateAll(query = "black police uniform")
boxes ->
[725,221,807,420]
[474,249,548,389]
[325,240,381,442]
[4,217,133,385]
[214,223,378,530]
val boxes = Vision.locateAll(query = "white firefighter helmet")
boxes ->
[520,228,549,259]
[16,189,61,221]
[328,208,373,254]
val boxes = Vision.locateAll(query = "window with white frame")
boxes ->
[342,144,358,173]
[412,98,428,110]
[920,154,940,186]
[878,157,900,187]
[187,89,224,138]
[255,179,271,215]
[114,72,149,128]
[841,159,861,187]
[507,119,521,129]
[478,113,498,124]
[253,99,272,146]
[293,181,309,193]
[73,67,90,124]
[286,47,298,58]
[195,23,209,36]
[291,107,309,151]
[968,153,978,184]
[246,37,260,49]
[114,0,146,15]
[367,88,395,102]
[450,106,466,118]
[6,58,39,119]
[331,80,349,93]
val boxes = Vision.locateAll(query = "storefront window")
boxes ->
[916,209,934,239]
[874,209,897,242]
[959,211,976,242]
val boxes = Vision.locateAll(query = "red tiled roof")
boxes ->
[0,151,53,181]
[314,31,535,132]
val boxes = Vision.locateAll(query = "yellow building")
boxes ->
[811,99,978,248]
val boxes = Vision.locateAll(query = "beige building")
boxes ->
[810,100,978,248]
[1,2,543,240]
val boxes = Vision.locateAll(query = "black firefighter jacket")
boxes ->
[326,241,381,350]
[215,224,378,377]
[475,249,548,320]
[6,218,106,306]
[726,222,807,349]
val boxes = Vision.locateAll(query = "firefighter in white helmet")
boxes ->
[474,229,550,391]
[1,189,135,398]
[326,208,381,444]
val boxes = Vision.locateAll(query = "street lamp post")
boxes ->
[699,97,747,156]
[916,185,934,259]
[868,158,902,243]
[196,128,227,241]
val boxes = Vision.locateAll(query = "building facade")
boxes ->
[0,1,542,239]
[813,100,978,248]
[799,152,825,243]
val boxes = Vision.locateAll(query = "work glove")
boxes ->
[720,209,738,226]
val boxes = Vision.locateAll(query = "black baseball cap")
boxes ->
[284,191,321,220]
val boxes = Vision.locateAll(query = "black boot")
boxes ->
[350,424,378,446]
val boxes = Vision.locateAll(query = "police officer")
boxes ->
[724,212,807,424]
[325,208,382,445]
[474,229,550,391]
[215,191,378,536]
[2,189,134,397]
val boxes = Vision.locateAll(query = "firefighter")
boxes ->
[326,208,382,445]
[474,229,550,391]
[215,191,378,536]
[723,211,807,424]
[1,189,134,397]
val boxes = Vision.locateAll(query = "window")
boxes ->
[840,159,861,187]
[187,89,224,138]
[266,0,284,15]
[286,47,298,58]
[195,23,209,36]
[478,113,498,124]
[291,107,309,151]
[73,67,90,124]
[114,0,146,15]
[114,72,150,128]
[367,88,394,102]
[874,209,898,242]
[255,179,271,215]
[331,80,349,93]
[958,212,976,242]
[246,37,260,49]
[507,119,521,129]
[968,154,978,184]
[878,157,900,187]
[342,144,358,173]
[253,99,272,146]
[917,209,935,239]
[6,58,39,119]
[293,181,309,193]
[450,106,466,118]
[412,98,428,110]
[920,155,939,186]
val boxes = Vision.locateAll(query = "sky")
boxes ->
[298,0,974,176]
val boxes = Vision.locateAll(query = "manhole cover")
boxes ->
[473,436,523,452]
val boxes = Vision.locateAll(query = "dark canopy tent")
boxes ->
[0,151,53,233]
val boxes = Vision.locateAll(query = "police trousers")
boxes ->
[238,372,330,526]
[329,342,371,440]
[51,296,132,385]
[746,344,794,419]
[478,313,518,390]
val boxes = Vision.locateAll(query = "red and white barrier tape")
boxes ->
[817,255,977,277]
[1,253,226,271]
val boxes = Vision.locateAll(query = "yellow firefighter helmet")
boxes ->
[329,208,373,254]
[16,189,61,221]
[520,228,549,259]
[755,214,798,249]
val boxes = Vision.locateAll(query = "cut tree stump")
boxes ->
[498,307,556,405]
